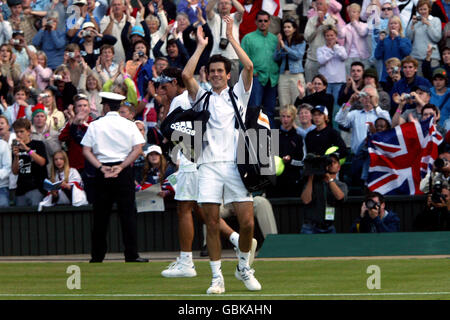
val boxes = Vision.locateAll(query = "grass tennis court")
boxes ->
[0,258,449,300]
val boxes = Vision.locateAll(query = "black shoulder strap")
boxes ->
[191,90,211,112]
[229,87,246,131]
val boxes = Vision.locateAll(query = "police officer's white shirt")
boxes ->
[81,112,145,163]
[190,72,252,164]
[168,90,197,172]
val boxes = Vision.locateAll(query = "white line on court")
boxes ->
[0,292,449,297]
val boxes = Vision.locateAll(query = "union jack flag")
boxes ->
[367,117,443,195]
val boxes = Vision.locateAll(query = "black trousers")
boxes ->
[91,164,139,261]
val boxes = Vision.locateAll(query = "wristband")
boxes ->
[396,108,402,114]
[142,98,148,103]
[98,165,103,171]
[28,149,35,156]
[344,102,351,108]
[328,178,335,183]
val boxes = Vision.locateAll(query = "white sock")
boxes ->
[180,251,192,264]
[229,232,240,248]
[210,260,222,278]
[238,251,250,270]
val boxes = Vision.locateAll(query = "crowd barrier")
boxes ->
[0,196,430,256]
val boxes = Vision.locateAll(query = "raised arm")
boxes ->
[205,0,219,21]
[182,26,207,100]
[224,15,253,92]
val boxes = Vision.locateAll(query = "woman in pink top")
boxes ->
[21,51,53,91]
[341,4,370,74]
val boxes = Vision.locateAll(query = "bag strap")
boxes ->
[228,87,246,131]
[191,90,211,112]
[439,91,450,110]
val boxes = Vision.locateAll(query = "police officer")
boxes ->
[81,92,148,263]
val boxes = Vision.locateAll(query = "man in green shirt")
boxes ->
[241,10,279,128]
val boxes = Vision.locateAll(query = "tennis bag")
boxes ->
[229,87,276,192]
[160,91,211,162]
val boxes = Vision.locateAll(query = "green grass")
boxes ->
[0,259,449,300]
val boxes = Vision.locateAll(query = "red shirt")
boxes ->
[58,117,93,170]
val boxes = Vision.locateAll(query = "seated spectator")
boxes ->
[141,144,175,199]
[423,46,450,87]
[266,104,303,198]
[20,50,53,91]
[144,8,169,60]
[77,61,103,119]
[430,68,450,124]
[362,68,391,112]
[0,43,21,85]
[305,105,348,159]
[295,74,334,119]
[0,136,11,207]
[317,25,347,118]
[392,85,431,126]
[406,0,442,76]
[44,0,70,32]
[336,85,391,155]
[178,0,208,25]
[300,151,348,234]
[391,56,432,110]
[8,0,38,44]
[10,29,37,74]
[59,94,95,202]
[93,44,119,85]
[380,57,402,97]
[51,65,78,112]
[341,3,370,73]
[38,88,65,131]
[38,150,88,211]
[99,0,134,64]
[121,20,151,63]
[78,21,117,69]
[102,62,139,109]
[351,192,400,232]
[63,43,86,88]
[274,18,306,109]
[3,85,32,125]
[304,0,342,83]
[374,15,412,83]
[337,61,365,108]
[296,103,316,139]
[174,12,192,41]
[31,14,66,70]
[30,104,62,174]
[421,103,446,136]
[11,118,48,207]
[118,101,136,121]
[66,0,101,42]
[206,0,244,85]
[153,29,190,70]
[20,73,39,105]
[125,40,151,80]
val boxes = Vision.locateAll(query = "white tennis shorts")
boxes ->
[174,170,199,201]
[197,162,253,205]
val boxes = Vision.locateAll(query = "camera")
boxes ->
[434,158,448,172]
[68,52,76,58]
[82,30,91,37]
[359,91,368,98]
[39,93,50,98]
[393,66,399,74]
[365,199,380,211]
[219,38,229,50]
[12,139,20,147]
[303,153,333,176]
[54,75,63,81]
[12,39,20,45]
[431,180,446,204]
[403,93,415,100]
[137,51,145,57]
[416,15,422,21]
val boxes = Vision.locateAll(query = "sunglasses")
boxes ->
[257,19,269,23]
[382,7,392,11]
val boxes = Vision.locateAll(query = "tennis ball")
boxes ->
[274,156,285,176]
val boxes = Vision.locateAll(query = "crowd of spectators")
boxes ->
[1,0,450,233]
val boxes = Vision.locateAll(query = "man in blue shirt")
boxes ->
[392,56,432,110]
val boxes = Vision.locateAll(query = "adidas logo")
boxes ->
[170,121,196,136]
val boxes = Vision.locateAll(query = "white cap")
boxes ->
[99,92,126,101]
[82,21,96,29]
[144,145,163,156]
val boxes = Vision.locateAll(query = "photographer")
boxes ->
[351,192,400,233]
[415,171,450,231]
[391,85,431,127]
[300,151,348,234]
[420,152,450,194]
